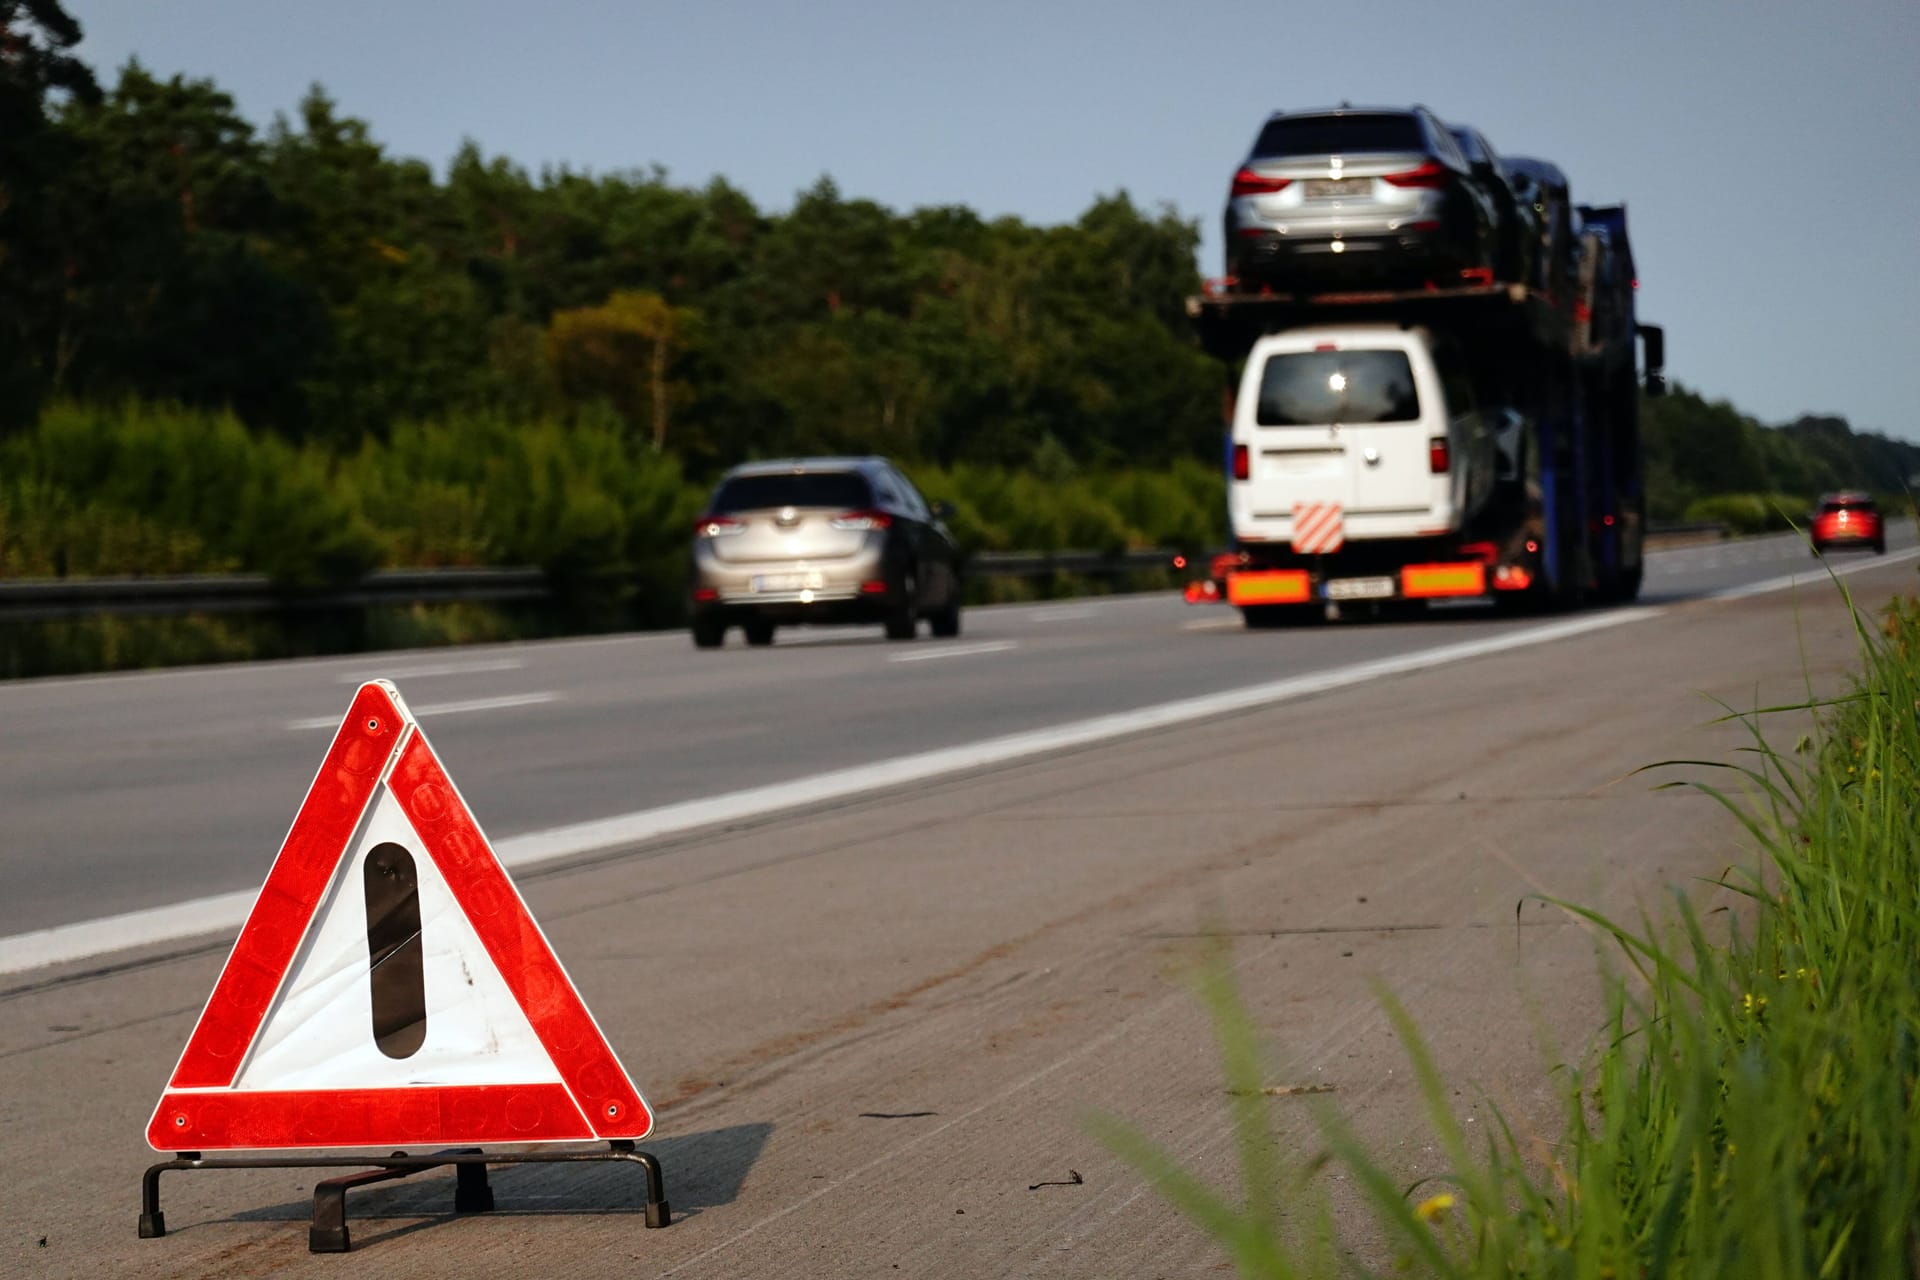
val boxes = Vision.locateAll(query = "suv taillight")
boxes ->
[694,514,744,537]
[1231,168,1292,197]
[1383,161,1448,189]
[830,509,893,531]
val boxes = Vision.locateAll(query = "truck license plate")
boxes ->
[1324,576,1396,601]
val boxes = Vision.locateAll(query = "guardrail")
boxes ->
[0,527,1730,620]
[0,553,1181,620]
[0,568,551,621]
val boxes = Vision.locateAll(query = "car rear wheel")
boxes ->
[691,619,725,649]
[884,569,918,640]
[1876,539,1886,555]
[929,594,962,639]
[744,619,776,647]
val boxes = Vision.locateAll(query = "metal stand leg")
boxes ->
[635,1149,671,1228]
[138,1158,185,1238]
[309,1166,419,1253]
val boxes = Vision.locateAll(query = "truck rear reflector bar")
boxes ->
[1227,570,1313,606]
[1401,563,1487,598]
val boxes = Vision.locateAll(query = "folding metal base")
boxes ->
[139,1143,670,1254]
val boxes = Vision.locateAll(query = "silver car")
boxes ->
[688,457,963,649]
[1223,105,1497,289]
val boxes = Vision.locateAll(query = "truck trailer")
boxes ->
[1185,206,1664,626]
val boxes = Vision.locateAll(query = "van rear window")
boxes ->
[1256,350,1420,425]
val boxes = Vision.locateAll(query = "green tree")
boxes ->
[546,289,695,452]
[0,0,97,429]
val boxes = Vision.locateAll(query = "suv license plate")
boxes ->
[1304,178,1369,198]
[1324,576,1396,601]
[752,571,824,592]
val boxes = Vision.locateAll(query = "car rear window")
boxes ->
[711,472,874,512]
[1256,350,1420,425]
[1821,498,1874,514]
[1251,114,1425,159]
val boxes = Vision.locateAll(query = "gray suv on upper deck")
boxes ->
[688,457,962,649]
[1224,106,1498,289]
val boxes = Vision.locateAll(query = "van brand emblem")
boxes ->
[1363,447,1381,466]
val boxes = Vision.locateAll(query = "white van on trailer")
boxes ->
[1228,324,1497,550]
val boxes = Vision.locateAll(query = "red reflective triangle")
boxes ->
[146,682,653,1151]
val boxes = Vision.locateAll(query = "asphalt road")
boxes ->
[0,529,1914,1276]
[0,527,1913,945]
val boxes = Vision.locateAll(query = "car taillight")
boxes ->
[1230,167,1291,197]
[1232,444,1250,481]
[694,514,744,538]
[1429,439,1450,473]
[830,509,893,531]
[1383,161,1448,189]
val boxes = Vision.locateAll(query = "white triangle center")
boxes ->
[233,785,564,1091]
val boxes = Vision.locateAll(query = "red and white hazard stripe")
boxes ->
[1291,502,1344,555]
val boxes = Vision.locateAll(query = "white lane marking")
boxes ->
[887,641,1018,664]
[1710,547,1920,601]
[1028,606,1098,622]
[287,692,559,731]
[1181,618,1243,631]
[333,657,524,683]
[7,550,1918,975]
[0,609,1655,976]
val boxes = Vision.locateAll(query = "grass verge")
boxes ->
[1096,588,1920,1276]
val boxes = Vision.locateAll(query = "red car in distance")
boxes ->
[1810,491,1884,556]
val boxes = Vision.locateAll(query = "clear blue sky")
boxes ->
[69,0,1920,442]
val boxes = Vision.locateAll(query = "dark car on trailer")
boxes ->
[688,457,963,649]
[1446,122,1541,289]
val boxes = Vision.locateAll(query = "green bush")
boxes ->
[1,401,381,584]
[1682,491,1814,535]
[2,399,1224,620]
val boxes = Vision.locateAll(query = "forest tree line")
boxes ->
[3,4,1917,595]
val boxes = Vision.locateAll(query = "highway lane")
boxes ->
[0,525,1911,941]
[1,538,1910,1276]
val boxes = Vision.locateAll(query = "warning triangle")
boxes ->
[147,681,653,1151]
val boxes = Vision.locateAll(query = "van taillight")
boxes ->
[1232,444,1250,481]
[1231,168,1291,197]
[1429,439,1450,474]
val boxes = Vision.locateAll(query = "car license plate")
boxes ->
[1304,178,1369,199]
[751,571,823,592]
[1324,576,1396,601]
